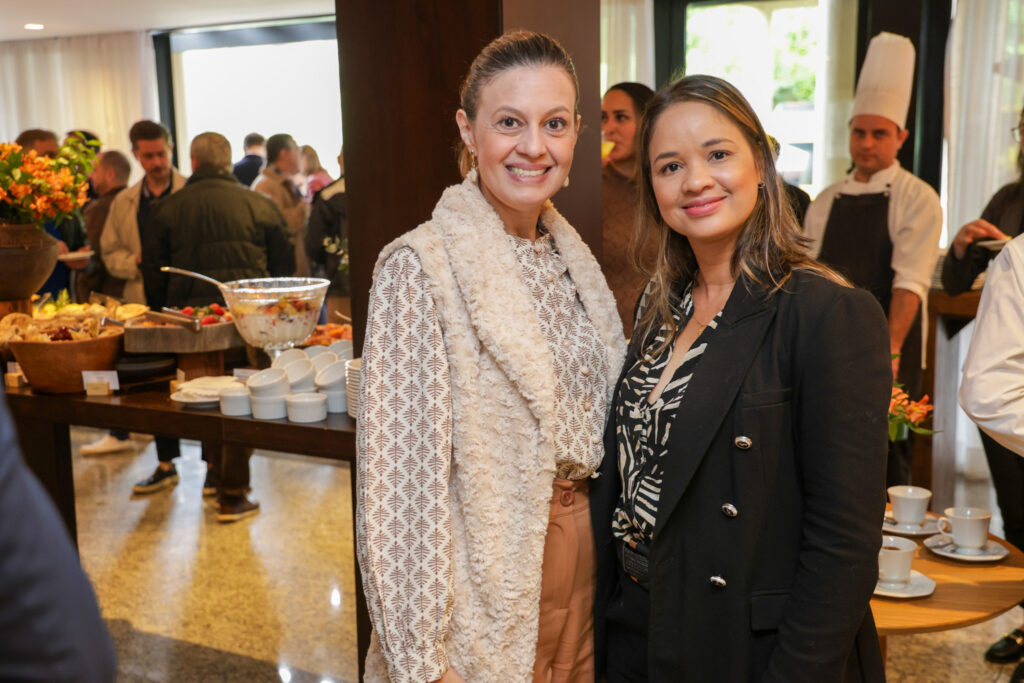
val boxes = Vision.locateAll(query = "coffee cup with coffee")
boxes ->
[887,485,932,528]
[878,535,917,588]
[937,507,991,555]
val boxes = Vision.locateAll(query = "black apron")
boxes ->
[818,190,922,485]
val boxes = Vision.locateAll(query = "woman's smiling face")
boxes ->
[457,65,578,225]
[648,100,760,250]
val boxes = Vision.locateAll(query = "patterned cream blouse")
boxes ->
[358,231,610,679]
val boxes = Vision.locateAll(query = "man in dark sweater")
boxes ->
[232,132,265,187]
[142,131,294,522]
[79,150,130,301]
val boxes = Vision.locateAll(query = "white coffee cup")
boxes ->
[937,507,991,554]
[888,485,932,527]
[878,535,917,587]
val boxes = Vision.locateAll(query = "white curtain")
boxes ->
[946,0,1024,246]
[0,31,159,182]
[601,0,656,93]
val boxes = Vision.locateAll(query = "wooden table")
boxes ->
[871,509,1024,667]
[2,381,371,677]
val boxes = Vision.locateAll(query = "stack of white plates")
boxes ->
[345,358,361,419]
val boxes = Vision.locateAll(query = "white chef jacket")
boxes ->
[960,235,1024,456]
[804,161,942,304]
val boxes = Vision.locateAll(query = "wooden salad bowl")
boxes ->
[9,327,124,393]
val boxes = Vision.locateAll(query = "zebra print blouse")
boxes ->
[611,283,721,547]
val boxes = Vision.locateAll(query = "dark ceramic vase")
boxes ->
[0,223,58,300]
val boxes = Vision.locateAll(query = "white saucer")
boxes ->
[883,516,940,536]
[924,534,1009,562]
[57,250,94,262]
[977,239,1009,252]
[873,570,936,599]
[170,391,220,409]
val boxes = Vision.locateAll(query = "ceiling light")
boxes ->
[24,24,44,31]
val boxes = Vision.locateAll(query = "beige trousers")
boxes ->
[533,478,596,683]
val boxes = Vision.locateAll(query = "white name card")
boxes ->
[81,370,120,391]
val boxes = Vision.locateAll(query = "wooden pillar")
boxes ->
[336,0,602,355]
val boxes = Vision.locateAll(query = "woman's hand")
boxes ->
[951,218,1007,259]
[431,668,467,683]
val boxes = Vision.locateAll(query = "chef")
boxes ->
[804,31,942,486]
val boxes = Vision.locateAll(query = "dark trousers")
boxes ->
[605,564,650,683]
[980,429,1024,551]
[110,431,180,464]
[202,443,253,499]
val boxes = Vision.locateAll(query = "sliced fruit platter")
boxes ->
[302,323,353,346]
[124,302,244,354]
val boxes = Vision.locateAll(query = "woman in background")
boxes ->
[591,74,890,682]
[601,82,655,336]
[357,31,624,683]
[300,144,333,201]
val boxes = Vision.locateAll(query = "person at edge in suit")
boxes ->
[590,74,892,682]
[949,105,1024,674]
[803,32,942,488]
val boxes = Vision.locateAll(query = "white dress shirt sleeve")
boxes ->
[960,237,1024,456]
[889,176,942,301]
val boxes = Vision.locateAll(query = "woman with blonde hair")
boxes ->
[357,31,624,683]
[299,144,332,201]
[591,74,891,681]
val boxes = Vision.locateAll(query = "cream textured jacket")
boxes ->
[99,170,187,304]
[357,174,625,683]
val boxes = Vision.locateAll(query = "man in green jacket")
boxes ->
[141,131,295,522]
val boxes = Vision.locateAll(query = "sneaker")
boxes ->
[81,434,134,456]
[217,496,260,523]
[202,469,219,497]
[132,466,179,494]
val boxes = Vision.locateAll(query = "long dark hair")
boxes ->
[632,75,845,351]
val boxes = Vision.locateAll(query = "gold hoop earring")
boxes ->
[469,149,477,169]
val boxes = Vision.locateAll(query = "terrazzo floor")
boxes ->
[69,427,1023,681]
[71,427,358,682]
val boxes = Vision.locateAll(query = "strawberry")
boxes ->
[181,306,194,316]
[200,314,219,325]
[210,303,225,316]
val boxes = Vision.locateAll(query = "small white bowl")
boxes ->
[286,392,328,423]
[251,393,287,420]
[271,348,308,368]
[329,340,354,359]
[219,386,251,416]
[247,368,289,397]
[311,352,338,373]
[303,345,331,358]
[315,360,346,389]
[345,357,362,372]
[284,358,315,388]
[322,388,347,413]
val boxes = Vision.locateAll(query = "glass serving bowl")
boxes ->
[220,278,329,358]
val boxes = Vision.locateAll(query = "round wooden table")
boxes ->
[872,519,1024,637]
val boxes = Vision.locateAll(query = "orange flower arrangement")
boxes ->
[0,135,96,229]
[889,385,935,441]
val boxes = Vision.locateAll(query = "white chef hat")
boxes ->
[851,32,916,130]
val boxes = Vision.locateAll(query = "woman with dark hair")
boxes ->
[357,31,624,683]
[942,105,1024,671]
[601,82,656,335]
[590,74,891,681]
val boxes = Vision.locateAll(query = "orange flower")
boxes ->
[906,396,934,424]
[889,386,909,413]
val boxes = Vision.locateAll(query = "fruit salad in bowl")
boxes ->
[220,278,329,356]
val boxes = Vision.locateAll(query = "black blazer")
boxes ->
[592,270,891,682]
